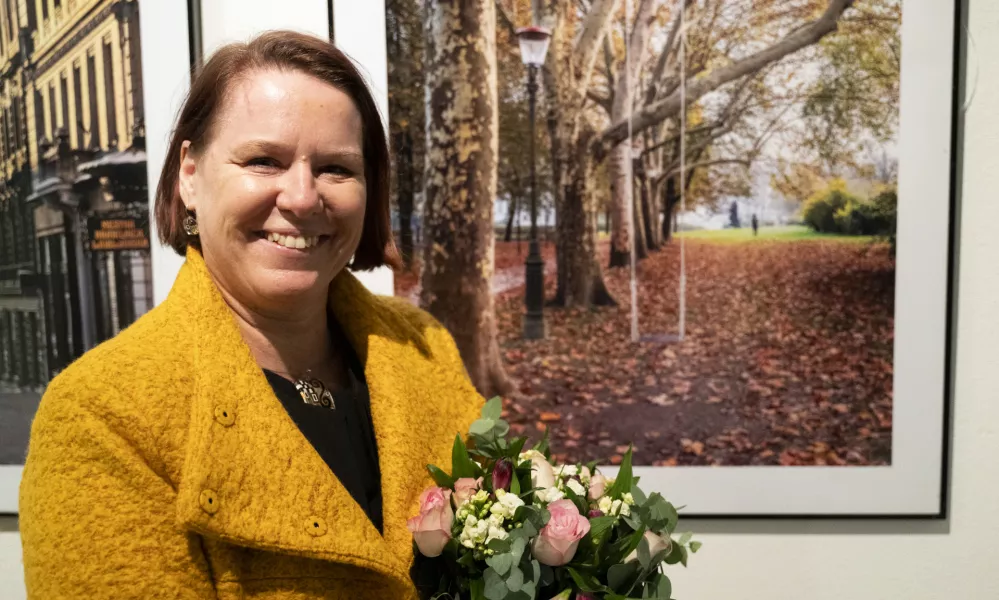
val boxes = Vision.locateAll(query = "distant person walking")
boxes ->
[752,214,759,236]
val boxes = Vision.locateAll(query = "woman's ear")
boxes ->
[178,140,198,211]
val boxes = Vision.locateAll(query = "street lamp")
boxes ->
[516,25,552,340]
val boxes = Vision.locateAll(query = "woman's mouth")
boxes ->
[257,231,328,250]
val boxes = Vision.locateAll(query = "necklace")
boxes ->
[295,371,337,410]
[270,368,337,410]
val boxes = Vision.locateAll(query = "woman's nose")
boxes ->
[276,161,322,216]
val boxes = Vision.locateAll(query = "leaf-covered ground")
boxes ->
[398,234,895,467]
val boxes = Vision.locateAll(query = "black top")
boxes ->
[263,339,383,534]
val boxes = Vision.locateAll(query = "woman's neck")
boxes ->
[219,287,334,379]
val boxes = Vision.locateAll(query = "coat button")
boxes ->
[200,489,220,515]
[214,406,236,426]
[306,516,328,537]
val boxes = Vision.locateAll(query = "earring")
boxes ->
[183,212,199,236]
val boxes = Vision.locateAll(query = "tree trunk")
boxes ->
[421,0,513,398]
[607,142,631,268]
[646,175,662,250]
[550,128,616,307]
[662,175,679,244]
[504,190,517,242]
[395,130,416,267]
[638,169,656,252]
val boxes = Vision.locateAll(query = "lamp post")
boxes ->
[516,26,552,340]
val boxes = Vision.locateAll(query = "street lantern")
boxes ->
[515,26,552,341]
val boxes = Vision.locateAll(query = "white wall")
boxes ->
[3,1,997,599]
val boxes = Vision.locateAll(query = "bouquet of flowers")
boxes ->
[407,398,699,600]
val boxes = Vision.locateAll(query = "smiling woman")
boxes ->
[17,30,484,600]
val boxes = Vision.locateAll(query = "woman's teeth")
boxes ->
[266,232,319,249]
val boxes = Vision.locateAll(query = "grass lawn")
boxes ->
[677,225,877,244]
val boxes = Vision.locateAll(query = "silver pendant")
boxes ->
[295,373,336,410]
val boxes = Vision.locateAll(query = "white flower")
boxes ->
[579,466,592,484]
[487,525,509,543]
[536,486,565,505]
[473,490,489,503]
[498,490,525,513]
[465,515,479,528]
[489,512,505,527]
[566,479,587,497]
[620,502,631,517]
[611,499,623,516]
[598,496,613,514]
[623,492,635,505]
[490,502,510,519]
[555,465,578,479]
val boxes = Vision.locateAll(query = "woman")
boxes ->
[19,31,482,599]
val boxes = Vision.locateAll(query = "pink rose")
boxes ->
[453,477,482,508]
[532,499,591,566]
[407,487,454,557]
[588,473,607,500]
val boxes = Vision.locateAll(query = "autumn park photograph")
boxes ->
[385,0,900,471]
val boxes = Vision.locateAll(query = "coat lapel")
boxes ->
[173,249,479,589]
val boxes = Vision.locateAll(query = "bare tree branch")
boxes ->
[664,158,750,177]
[574,0,620,99]
[601,0,855,148]
[645,0,694,105]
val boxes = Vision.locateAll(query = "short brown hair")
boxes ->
[154,30,400,271]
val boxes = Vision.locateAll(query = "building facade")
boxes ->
[0,0,148,392]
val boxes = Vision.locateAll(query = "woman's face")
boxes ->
[178,68,367,312]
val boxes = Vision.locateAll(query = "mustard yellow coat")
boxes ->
[19,249,484,599]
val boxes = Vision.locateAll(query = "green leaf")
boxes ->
[644,573,672,599]
[680,545,689,567]
[607,447,634,499]
[562,482,588,516]
[690,540,703,553]
[504,566,524,592]
[607,562,641,593]
[427,464,454,488]
[677,532,693,546]
[533,428,550,457]
[469,578,487,600]
[637,536,652,568]
[509,437,528,460]
[482,397,503,420]
[483,568,508,600]
[539,565,555,587]
[645,494,678,533]
[664,541,685,566]
[510,537,528,562]
[510,471,521,495]
[588,515,617,545]
[566,568,605,593]
[470,419,496,437]
[457,551,478,569]
[487,538,512,554]
[486,552,515,577]
[630,483,648,507]
[452,435,479,479]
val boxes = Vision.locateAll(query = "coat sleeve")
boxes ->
[18,379,217,599]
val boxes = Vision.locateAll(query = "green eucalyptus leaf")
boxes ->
[483,568,508,600]
[470,419,496,437]
[664,541,685,566]
[690,540,703,553]
[505,565,525,592]
[677,532,693,546]
[486,552,515,577]
[427,464,455,488]
[630,483,648,507]
[487,538,512,554]
[482,397,503,420]
[510,537,527,562]
[644,573,672,599]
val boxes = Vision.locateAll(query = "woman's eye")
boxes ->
[320,165,353,177]
[246,157,280,169]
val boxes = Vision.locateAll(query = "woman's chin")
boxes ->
[251,272,330,305]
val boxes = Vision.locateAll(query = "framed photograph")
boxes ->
[1,0,153,513]
[388,0,958,516]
